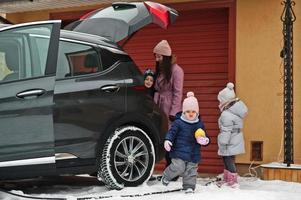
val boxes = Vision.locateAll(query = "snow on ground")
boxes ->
[1,176,301,200]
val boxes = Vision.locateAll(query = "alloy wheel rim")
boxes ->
[114,136,149,182]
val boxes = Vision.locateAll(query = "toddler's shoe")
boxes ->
[161,176,169,186]
[148,175,156,181]
[184,188,194,194]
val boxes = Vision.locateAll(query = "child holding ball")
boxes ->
[161,91,210,193]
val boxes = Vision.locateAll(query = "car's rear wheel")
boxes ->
[98,126,155,190]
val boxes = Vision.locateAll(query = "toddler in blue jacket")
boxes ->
[162,91,209,193]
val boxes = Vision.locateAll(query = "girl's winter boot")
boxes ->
[216,169,230,187]
[227,172,239,188]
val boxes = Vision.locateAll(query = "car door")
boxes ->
[0,21,61,179]
[53,39,127,167]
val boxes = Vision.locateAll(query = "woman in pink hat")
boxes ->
[153,40,184,168]
[153,40,184,124]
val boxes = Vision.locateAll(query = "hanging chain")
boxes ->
[280,0,296,166]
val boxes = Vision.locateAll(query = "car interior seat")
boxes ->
[3,46,20,81]
[72,53,99,76]
[84,53,99,73]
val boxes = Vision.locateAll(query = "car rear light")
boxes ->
[144,1,170,29]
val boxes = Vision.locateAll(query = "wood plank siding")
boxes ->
[124,5,234,173]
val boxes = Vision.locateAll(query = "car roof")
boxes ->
[60,29,120,49]
[0,24,11,28]
[0,23,123,51]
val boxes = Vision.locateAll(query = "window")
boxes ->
[0,24,53,82]
[56,41,101,79]
[100,47,131,70]
[251,141,263,161]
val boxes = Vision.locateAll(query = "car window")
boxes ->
[56,41,101,79]
[0,24,53,82]
[100,47,132,70]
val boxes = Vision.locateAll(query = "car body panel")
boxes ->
[0,21,61,179]
[0,1,174,184]
[53,65,127,160]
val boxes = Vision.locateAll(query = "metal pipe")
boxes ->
[280,0,296,167]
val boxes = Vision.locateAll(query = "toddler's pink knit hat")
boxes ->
[153,40,172,56]
[182,92,199,113]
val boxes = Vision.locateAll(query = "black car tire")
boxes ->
[98,126,155,190]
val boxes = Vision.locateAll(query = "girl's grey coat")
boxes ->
[217,100,248,156]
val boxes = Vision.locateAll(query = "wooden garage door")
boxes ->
[124,7,230,174]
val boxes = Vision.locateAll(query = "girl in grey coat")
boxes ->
[217,82,248,187]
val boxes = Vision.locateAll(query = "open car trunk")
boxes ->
[66,1,178,42]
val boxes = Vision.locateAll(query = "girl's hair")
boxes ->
[144,68,155,79]
[155,55,173,83]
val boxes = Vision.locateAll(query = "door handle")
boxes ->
[100,85,120,93]
[16,89,46,99]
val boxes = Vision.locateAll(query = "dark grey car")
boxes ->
[0,2,177,189]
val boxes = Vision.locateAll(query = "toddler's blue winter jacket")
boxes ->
[165,113,208,163]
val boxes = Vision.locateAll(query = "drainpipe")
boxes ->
[280,0,296,167]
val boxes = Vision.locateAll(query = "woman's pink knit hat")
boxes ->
[153,40,172,56]
[182,92,199,113]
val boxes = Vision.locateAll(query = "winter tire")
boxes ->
[98,126,155,190]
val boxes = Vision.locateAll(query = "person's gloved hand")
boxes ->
[169,115,176,122]
[164,140,172,152]
[196,136,209,145]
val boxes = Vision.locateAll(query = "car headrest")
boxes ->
[84,53,98,69]
[0,44,20,72]
[5,51,19,72]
